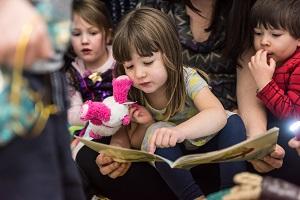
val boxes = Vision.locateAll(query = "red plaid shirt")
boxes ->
[257,49,300,119]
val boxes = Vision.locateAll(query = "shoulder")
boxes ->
[183,67,208,99]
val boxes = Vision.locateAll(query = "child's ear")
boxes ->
[106,28,113,45]
[297,38,300,47]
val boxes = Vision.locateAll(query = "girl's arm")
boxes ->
[176,86,227,139]
[67,87,86,126]
[148,86,227,153]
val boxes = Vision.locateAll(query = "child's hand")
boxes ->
[96,153,131,179]
[248,49,276,90]
[148,127,185,154]
[288,137,300,156]
[129,105,154,126]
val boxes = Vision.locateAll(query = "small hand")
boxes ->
[148,127,184,153]
[96,153,131,179]
[129,105,154,125]
[248,49,276,90]
[288,137,300,156]
[249,144,284,173]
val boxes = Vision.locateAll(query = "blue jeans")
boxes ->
[154,114,247,199]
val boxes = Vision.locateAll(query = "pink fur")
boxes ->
[80,100,111,125]
[122,115,131,125]
[89,131,102,139]
[113,75,133,104]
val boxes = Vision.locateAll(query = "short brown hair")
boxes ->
[250,0,300,38]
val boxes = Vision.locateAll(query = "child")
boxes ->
[65,0,114,127]
[248,0,300,154]
[63,0,131,197]
[113,7,247,199]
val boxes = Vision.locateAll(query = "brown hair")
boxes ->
[250,0,300,39]
[71,0,112,36]
[113,7,186,120]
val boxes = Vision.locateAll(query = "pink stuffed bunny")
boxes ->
[80,75,133,139]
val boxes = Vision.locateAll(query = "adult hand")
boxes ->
[288,137,300,156]
[96,153,131,179]
[249,144,284,173]
[0,0,53,67]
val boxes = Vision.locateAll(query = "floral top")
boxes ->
[65,46,115,125]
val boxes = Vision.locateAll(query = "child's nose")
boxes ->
[135,67,146,78]
[260,36,270,46]
[81,34,89,44]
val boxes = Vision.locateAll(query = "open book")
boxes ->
[76,127,279,169]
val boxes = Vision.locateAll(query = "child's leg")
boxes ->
[155,146,204,200]
[143,122,203,200]
[216,113,247,189]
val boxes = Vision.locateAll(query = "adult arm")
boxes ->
[0,0,53,67]
[237,50,284,172]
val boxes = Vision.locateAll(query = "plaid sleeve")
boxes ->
[257,66,300,119]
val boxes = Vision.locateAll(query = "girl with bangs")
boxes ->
[99,7,247,199]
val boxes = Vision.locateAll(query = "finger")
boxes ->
[100,162,120,176]
[254,49,262,63]
[161,132,171,147]
[118,163,131,177]
[108,163,128,179]
[148,131,157,153]
[154,129,164,147]
[169,135,178,147]
[250,55,256,68]
[269,58,276,69]
[261,50,268,65]
[270,144,285,159]
[250,159,274,173]
[263,155,283,169]
[248,61,253,70]
[95,153,114,167]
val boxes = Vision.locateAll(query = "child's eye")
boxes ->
[254,31,262,36]
[90,32,99,35]
[71,32,80,36]
[144,61,153,65]
[272,33,282,37]
[125,65,133,70]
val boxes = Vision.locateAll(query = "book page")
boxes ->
[76,127,278,169]
[172,127,279,169]
[76,137,173,165]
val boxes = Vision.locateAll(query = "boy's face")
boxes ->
[71,14,109,68]
[123,50,168,98]
[253,25,300,64]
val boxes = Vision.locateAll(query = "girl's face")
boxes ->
[71,14,109,68]
[123,51,168,97]
[253,25,300,64]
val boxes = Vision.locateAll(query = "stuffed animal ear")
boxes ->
[113,75,133,104]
